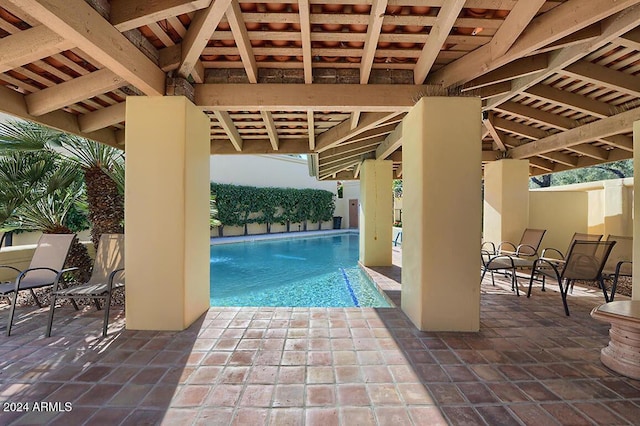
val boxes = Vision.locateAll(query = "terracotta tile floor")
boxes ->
[0,250,639,425]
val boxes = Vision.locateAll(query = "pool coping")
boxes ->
[210,229,358,245]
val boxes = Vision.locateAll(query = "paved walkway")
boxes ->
[0,251,639,425]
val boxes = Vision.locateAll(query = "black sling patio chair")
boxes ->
[0,233,75,336]
[481,229,546,295]
[527,240,616,316]
[46,234,124,338]
[531,232,603,292]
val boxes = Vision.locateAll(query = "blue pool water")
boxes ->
[210,234,391,307]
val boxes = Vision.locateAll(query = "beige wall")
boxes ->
[529,191,589,255]
[401,97,481,332]
[532,178,633,240]
[125,96,210,331]
[334,181,359,229]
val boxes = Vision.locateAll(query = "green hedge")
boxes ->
[211,183,335,235]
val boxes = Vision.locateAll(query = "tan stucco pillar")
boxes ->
[401,97,481,331]
[125,96,210,330]
[604,179,632,237]
[633,121,640,300]
[483,159,530,245]
[359,159,392,266]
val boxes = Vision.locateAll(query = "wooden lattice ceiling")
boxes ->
[1,0,640,180]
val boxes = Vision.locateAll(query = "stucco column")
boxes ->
[359,159,392,266]
[633,122,640,300]
[603,179,631,237]
[125,96,211,330]
[483,159,530,246]
[401,97,481,332]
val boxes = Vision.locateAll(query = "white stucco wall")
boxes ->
[211,154,336,191]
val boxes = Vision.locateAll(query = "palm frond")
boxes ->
[0,120,64,151]
[61,135,123,170]
[103,156,125,194]
[15,190,77,232]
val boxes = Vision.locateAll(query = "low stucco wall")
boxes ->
[529,191,589,254]
[531,178,633,243]
[0,241,95,282]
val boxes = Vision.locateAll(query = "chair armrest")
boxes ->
[532,258,563,281]
[51,267,79,292]
[0,265,21,274]
[615,260,633,278]
[497,241,517,254]
[107,268,125,291]
[515,244,538,257]
[481,242,496,255]
[541,247,564,260]
[485,254,516,270]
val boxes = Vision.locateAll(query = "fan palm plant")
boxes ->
[0,120,125,248]
[0,151,93,281]
[61,136,124,247]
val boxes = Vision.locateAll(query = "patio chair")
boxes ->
[46,234,124,338]
[480,229,546,295]
[532,232,603,292]
[0,233,75,336]
[602,235,632,301]
[527,240,616,316]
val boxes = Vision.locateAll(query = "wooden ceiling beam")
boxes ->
[321,144,382,168]
[111,0,211,31]
[538,151,578,168]
[315,111,399,152]
[531,24,602,55]
[0,84,119,148]
[562,60,640,99]
[432,0,640,88]
[307,110,315,150]
[616,28,640,50]
[178,0,231,78]
[26,69,125,116]
[213,110,243,151]
[78,102,126,133]
[210,138,311,155]
[413,0,465,84]
[428,0,549,87]
[509,106,640,159]
[359,0,387,84]
[462,55,548,92]
[483,112,507,151]
[8,0,165,96]
[495,101,630,154]
[320,137,386,162]
[196,84,423,112]
[528,157,555,172]
[226,0,258,84]
[525,84,612,118]
[297,0,312,83]
[375,121,402,159]
[486,5,640,110]
[0,25,73,74]
[354,161,362,179]
[260,111,279,151]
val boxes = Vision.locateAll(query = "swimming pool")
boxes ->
[210,233,391,307]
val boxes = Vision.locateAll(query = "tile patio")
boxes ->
[0,248,638,425]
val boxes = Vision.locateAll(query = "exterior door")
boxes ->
[348,199,359,229]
